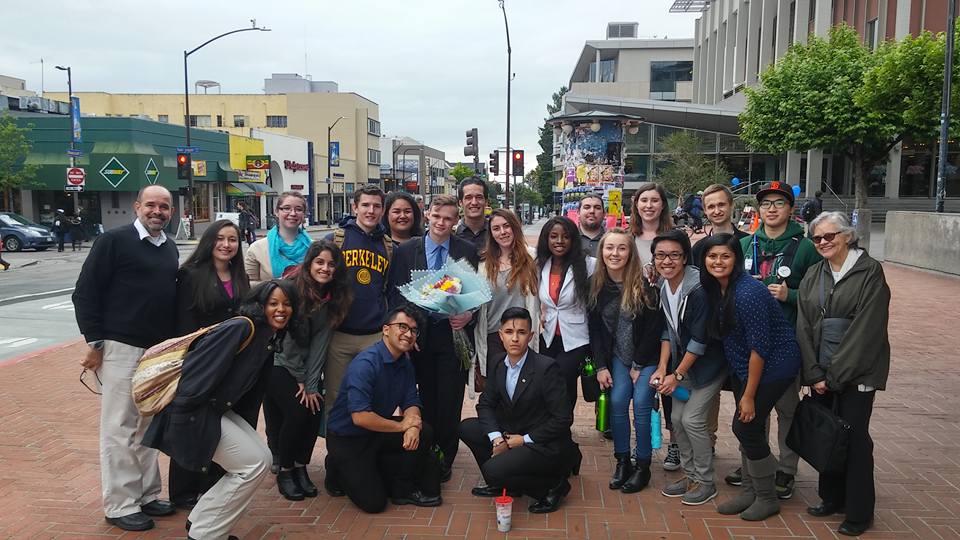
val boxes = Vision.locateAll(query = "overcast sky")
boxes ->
[2,0,699,171]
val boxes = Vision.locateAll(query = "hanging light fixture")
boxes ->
[590,120,602,132]
[627,121,640,135]
[561,122,573,134]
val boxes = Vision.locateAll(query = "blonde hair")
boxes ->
[590,228,657,316]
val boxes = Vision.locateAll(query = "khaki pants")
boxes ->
[324,331,382,411]
[188,410,272,539]
[672,375,725,487]
[99,340,161,518]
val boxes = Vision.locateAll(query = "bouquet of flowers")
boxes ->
[398,258,492,370]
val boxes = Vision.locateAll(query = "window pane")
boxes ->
[624,125,651,153]
[719,134,747,153]
[654,125,682,153]
[650,61,694,93]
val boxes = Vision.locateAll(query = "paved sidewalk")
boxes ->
[0,263,957,539]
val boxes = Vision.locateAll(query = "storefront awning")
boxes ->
[227,182,276,195]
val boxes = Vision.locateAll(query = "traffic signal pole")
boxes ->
[499,0,512,210]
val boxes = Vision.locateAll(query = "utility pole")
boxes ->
[55,65,78,215]
[935,0,956,213]
[499,0,512,210]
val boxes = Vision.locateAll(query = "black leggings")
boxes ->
[539,334,589,413]
[731,376,794,460]
[263,365,322,469]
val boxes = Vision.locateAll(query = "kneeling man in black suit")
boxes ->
[459,307,581,514]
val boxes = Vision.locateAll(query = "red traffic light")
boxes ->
[513,151,522,160]
[177,154,188,165]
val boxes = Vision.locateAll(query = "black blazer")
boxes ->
[476,350,575,458]
[175,266,242,335]
[386,234,480,309]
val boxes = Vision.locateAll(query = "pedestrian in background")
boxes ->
[590,229,664,494]
[797,211,890,537]
[244,191,311,284]
[264,240,352,501]
[236,201,259,246]
[52,208,67,252]
[381,191,423,244]
[536,216,595,411]
[142,280,295,540]
[699,233,800,522]
[69,209,85,251]
[72,185,179,531]
[168,219,250,509]
[578,195,606,256]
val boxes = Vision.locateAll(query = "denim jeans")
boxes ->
[609,360,657,462]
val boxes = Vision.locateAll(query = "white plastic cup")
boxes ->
[495,494,513,533]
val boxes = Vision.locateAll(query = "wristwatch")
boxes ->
[88,340,104,351]
[674,371,685,382]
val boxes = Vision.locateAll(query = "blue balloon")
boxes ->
[731,177,741,186]
[792,185,801,197]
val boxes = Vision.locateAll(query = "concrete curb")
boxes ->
[0,288,74,307]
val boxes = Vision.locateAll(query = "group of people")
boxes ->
[73,175,889,539]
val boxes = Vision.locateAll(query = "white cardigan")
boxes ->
[539,256,596,352]
[470,246,540,394]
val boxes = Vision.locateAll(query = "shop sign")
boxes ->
[290,184,304,190]
[100,156,129,188]
[283,160,309,172]
[237,170,261,181]
[144,158,159,184]
[246,155,271,170]
[192,160,207,177]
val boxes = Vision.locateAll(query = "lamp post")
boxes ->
[55,65,78,215]
[183,20,270,238]
[935,0,956,213]
[498,0,512,210]
[326,116,344,225]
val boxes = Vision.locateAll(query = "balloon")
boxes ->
[792,185,801,197]
[731,177,741,186]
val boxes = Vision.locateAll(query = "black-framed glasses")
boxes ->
[277,205,306,214]
[653,252,684,261]
[759,199,788,209]
[811,231,841,244]
[80,368,102,395]
[386,322,419,336]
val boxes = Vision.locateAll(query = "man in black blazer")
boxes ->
[459,307,581,514]
[386,194,480,481]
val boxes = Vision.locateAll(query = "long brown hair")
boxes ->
[590,228,657,315]
[629,182,672,236]
[292,240,352,328]
[480,209,538,296]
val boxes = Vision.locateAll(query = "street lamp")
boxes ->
[55,65,78,214]
[327,116,345,225]
[183,20,270,238]
[498,0,513,210]
[935,0,956,213]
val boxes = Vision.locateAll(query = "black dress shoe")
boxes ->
[324,475,345,497]
[807,502,845,517]
[172,495,199,509]
[141,499,176,517]
[292,466,318,497]
[271,454,279,475]
[440,465,453,483]
[277,469,305,501]
[391,490,443,507]
[529,479,571,514]
[471,485,522,498]
[838,519,872,536]
[105,512,154,531]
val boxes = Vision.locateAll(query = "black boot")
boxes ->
[621,460,651,494]
[277,469,305,501]
[609,453,634,490]
[292,466,318,497]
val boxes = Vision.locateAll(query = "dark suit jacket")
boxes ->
[476,350,575,458]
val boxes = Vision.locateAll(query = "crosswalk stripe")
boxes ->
[0,338,39,348]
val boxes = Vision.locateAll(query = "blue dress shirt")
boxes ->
[424,234,451,269]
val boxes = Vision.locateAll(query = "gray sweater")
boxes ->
[274,305,332,394]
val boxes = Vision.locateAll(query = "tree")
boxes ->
[534,86,567,206]
[654,131,730,199]
[449,163,475,183]
[0,115,38,211]
[741,24,959,210]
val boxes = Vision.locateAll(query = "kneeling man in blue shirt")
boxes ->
[324,305,442,513]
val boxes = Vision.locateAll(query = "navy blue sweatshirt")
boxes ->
[327,217,390,335]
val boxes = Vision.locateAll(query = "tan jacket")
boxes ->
[243,238,273,284]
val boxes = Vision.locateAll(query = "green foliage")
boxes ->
[535,86,567,206]
[654,131,730,198]
[449,164,475,182]
[0,115,38,211]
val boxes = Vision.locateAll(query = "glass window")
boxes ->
[653,125,682,153]
[899,141,934,197]
[266,115,288,128]
[588,59,616,82]
[695,131,718,153]
[865,19,879,51]
[650,61,694,98]
[216,115,223,128]
[189,115,211,127]
[368,149,381,165]
[367,118,381,136]
[193,182,211,221]
[624,155,649,182]
[158,114,169,123]
[719,134,748,153]
[233,115,248,128]
[624,125,651,153]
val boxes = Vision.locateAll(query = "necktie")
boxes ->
[432,245,446,270]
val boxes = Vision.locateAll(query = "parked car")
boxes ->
[0,212,56,252]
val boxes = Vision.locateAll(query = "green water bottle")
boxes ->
[582,358,596,377]
[595,391,609,432]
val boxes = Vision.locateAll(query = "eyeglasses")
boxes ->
[386,322,419,336]
[277,206,306,214]
[653,252,684,261]
[759,199,788,209]
[80,368,102,395]
[811,231,841,244]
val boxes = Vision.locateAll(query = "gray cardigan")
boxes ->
[274,304,332,395]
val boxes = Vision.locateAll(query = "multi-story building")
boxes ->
[48,73,383,224]
[380,137,451,199]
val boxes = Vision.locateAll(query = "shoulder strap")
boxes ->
[780,236,802,269]
[333,227,346,249]
[382,233,394,261]
[234,316,257,352]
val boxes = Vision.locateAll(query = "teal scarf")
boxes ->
[267,226,312,278]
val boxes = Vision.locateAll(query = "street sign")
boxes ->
[144,158,160,184]
[66,167,86,186]
[66,148,83,157]
[64,185,83,192]
[176,146,199,154]
[99,156,130,188]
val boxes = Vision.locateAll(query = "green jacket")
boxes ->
[274,304,332,395]
[796,252,890,391]
[740,220,821,325]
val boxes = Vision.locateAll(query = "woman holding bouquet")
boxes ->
[589,229,664,494]
[473,209,540,388]
[536,216,596,411]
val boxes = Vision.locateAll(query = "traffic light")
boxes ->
[464,128,478,157]
[511,150,524,177]
[489,150,499,176]
[176,153,191,180]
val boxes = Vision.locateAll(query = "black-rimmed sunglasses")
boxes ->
[80,368,102,395]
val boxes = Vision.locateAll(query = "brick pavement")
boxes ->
[1,263,958,539]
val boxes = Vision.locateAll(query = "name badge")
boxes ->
[744,258,753,271]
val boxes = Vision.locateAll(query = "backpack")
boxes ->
[131,316,256,416]
[800,199,818,222]
[333,227,394,261]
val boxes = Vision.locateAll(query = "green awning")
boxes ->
[226,182,255,195]
[247,182,277,194]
